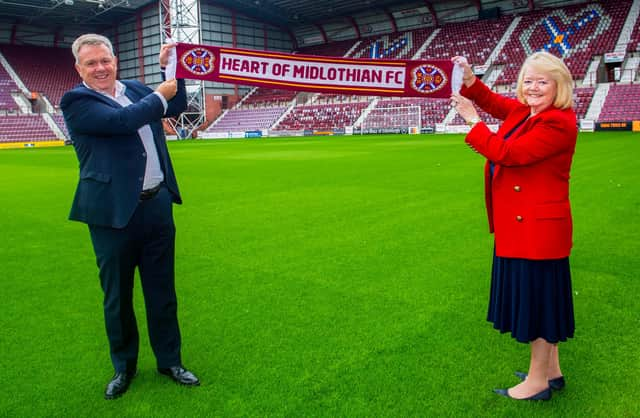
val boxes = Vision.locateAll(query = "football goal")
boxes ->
[361,104,421,134]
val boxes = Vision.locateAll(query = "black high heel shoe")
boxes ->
[515,371,566,390]
[494,387,552,401]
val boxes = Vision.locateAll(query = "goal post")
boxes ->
[361,104,421,135]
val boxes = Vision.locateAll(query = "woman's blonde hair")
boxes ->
[516,51,573,110]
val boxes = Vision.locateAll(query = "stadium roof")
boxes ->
[214,0,432,27]
[0,0,481,32]
[0,0,155,30]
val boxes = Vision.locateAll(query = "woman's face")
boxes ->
[522,68,557,115]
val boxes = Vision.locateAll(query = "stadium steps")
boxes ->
[42,113,65,139]
[271,100,297,130]
[483,66,503,89]
[584,83,610,121]
[207,109,230,130]
[411,28,440,60]
[354,98,380,128]
[0,51,29,96]
[619,55,640,83]
[487,16,522,67]
[235,86,259,109]
[11,92,32,113]
[344,40,362,58]
[583,56,602,87]
[614,0,640,53]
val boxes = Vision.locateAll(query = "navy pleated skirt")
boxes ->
[487,251,575,344]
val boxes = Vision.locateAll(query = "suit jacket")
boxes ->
[461,79,577,260]
[61,78,187,228]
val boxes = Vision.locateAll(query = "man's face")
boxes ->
[75,43,118,95]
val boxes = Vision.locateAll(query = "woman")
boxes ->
[450,51,577,401]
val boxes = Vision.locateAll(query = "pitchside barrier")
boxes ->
[0,140,65,149]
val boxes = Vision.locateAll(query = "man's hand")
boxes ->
[159,43,176,68]
[156,79,177,100]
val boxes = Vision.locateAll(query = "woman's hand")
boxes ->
[451,56,476,87]
[450,93,480,125]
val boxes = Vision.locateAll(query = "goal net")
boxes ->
[361,104,421,135]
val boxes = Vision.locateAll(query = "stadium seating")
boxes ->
[0,63,19,112]
[274,102,368,131]
[350,28,436,60]
[295,39,356,57]
[494,1,631,86]
[573,87,595,120]
[313,94,364,105]
[628,14,640,52]
[0,114,57,142]
[417,16,512,65]
[242,88,297,107]
[598,84,640,121]
[3,2,640,141]
[51,113,69,139]
[206,107,287,132]
[0,44,79,107]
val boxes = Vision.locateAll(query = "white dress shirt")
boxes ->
[84,80,168,190]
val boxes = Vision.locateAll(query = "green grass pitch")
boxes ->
[0,132,638,416]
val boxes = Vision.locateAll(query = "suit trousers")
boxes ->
[88,186,182,372]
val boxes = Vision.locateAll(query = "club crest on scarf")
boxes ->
[410,64,448,95]
[181,47,216,76]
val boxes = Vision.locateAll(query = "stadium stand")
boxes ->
[274,102,368,131]
[0,114,57,143]
[0,44,79,107]
[573,87,595,120]
[628,21,640,53]
[0,63,19,112]
[206,107,288,132]
[417,16,512,65]
[494,1,631,86]
[598,84,640,122]
[51,113,69,138]
[295,39,356,57]
[350,28,436,60]
[241,88,298,107]
[2,1,640,143]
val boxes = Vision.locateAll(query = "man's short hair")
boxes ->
[72,33,114,63]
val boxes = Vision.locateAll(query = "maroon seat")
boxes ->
[0,44,80,107]
[0,64,19,112]
[494,1,631,86]
[598,84,640,121]
[274,102,368,130]
[0,114,58,142]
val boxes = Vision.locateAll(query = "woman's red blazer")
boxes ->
[461,80,578,260]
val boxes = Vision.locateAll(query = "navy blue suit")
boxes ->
[62,78,187,373]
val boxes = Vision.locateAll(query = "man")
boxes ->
[61,33,199,400]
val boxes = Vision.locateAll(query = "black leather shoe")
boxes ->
[104,370,137,400]
[515,371,566,390]
[158,366,200,386]
[494,387,552,401]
